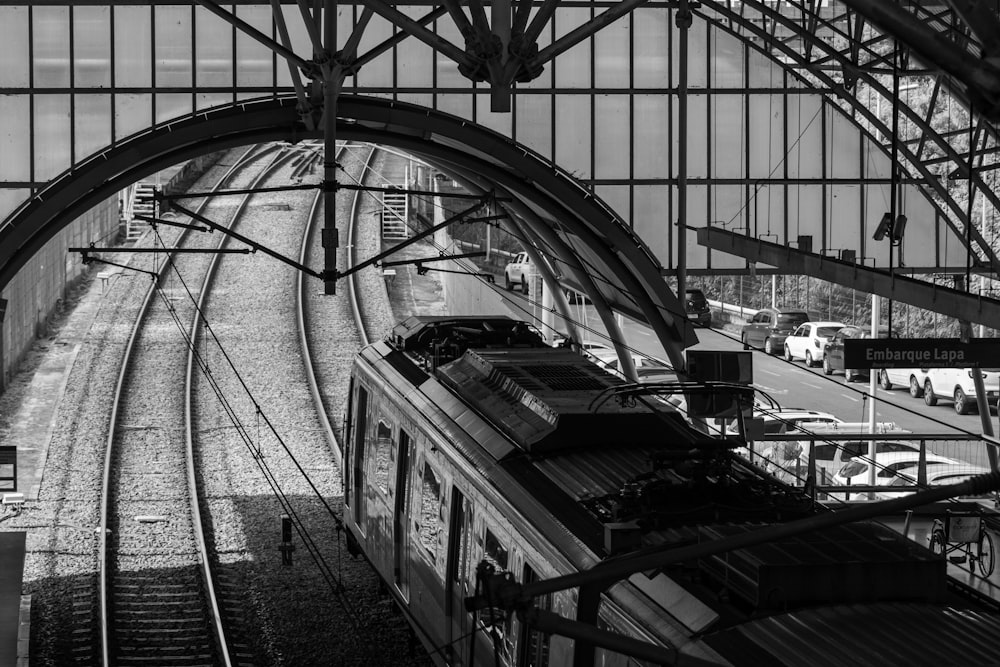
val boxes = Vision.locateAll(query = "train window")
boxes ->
[374,419,394,495]
[479,528,513,664]
[418,462,442,558]
[484,528,509,572]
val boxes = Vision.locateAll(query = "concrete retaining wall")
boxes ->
[0,152,223,391]
[1,197,118,390]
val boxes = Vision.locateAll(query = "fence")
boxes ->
[742,431,997,503]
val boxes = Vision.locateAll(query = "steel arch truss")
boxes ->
[699,0,1000,275]
[0,95,698,367]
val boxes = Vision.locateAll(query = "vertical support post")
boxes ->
[491,0,511,112]
[675,1,691,302]
[541,278,555,345]
[572,584,602,667]
[972,369,998,470]
[867,294,879,497]
[322,0,340,294]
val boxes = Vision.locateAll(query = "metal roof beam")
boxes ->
[837,0,1000,118]
[697,226,1000,330]
[943,0,1000,60]
[359,0,471,69]
[191,0,310,70]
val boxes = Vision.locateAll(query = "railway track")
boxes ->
[15,140,430,666]
[298,142,376,462]
[100,144,293,666]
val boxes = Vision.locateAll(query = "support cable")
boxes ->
[149,227,360,629]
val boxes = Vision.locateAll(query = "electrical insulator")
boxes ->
[280,514,295,565]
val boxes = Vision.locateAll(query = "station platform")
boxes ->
[381,239,449,320]
[0,533,26,667]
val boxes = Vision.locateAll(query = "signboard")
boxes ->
[844,338,1000,369]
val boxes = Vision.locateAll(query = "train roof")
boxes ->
[361,317,972,625]
[387,314,717,456]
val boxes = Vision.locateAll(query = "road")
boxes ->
[517,293,1000,438]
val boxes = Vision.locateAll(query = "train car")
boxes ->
[342,315,1000,666]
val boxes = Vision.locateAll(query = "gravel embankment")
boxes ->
[0,142,434,666]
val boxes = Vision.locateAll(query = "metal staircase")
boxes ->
[381,187,409,240]
[125,182,157,241]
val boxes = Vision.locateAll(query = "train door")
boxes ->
[413,454,449,651]
[468,524,514,664]
[446,487,474,665]
[393,429,413,598]
[352,385,368,531]
[516,563,551,667]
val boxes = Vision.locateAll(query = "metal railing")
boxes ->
[741,431,998,502]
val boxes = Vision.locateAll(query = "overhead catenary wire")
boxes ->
[150,215,362,631]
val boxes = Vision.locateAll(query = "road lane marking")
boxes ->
[752,383,788,395]
[759,369,781,376]
[802,382,823,389]
[840,393,859,402]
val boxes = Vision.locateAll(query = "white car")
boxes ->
[833,451,962,487]
[876,463,993,499]
[921,367,1000,415]
[799,434,918,483]
[741,420,911,482]
[503,252,532,293]
[782,321,845,367]
[876,367,930,398]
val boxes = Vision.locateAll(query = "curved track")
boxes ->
[100,145,291,666]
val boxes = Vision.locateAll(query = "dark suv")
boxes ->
[684,288,712,326]
[741,307,811,355]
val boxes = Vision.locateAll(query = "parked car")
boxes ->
[798,432,917,482]
[741,307,812,355]
[683,287,712,327]
[877,367,931,398]
[833,451,962,487]
[741,421,910,482]
[823,325,892,382]
[876,463,993,500]
[503,252,531,293]
[922,367,1000,414]
[783,321,845,367]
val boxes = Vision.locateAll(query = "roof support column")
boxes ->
[676,1,692,306]
[322,0,340,294]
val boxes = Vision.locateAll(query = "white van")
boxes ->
[921,368,1000,414]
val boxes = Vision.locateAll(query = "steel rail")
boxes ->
[182,145,305,667]
[98,143,270,667]
[296,141,348,465]
[345,144,379,348]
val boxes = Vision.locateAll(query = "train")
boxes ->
[342,315,1000,666]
